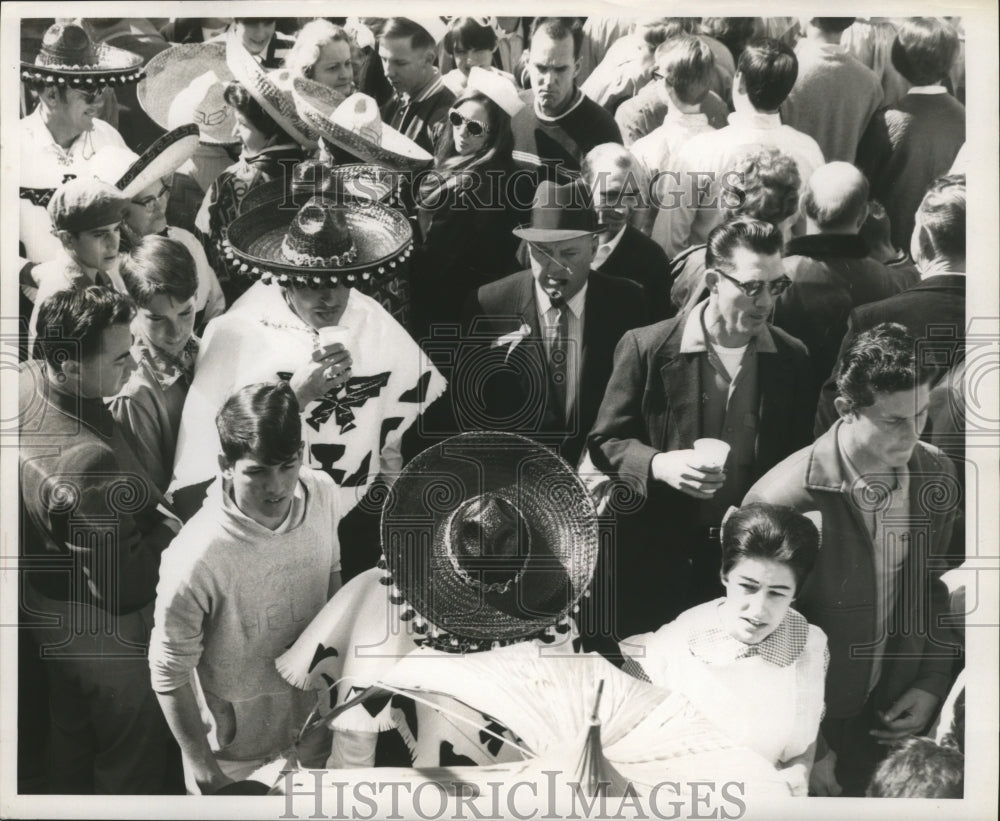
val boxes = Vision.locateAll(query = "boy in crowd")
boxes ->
[149,382,342,794]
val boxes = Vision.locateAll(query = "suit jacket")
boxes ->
[459,269,647,466]
[596,224,673,322]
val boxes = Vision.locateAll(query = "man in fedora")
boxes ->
[458,180,647,468]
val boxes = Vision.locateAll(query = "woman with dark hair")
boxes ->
[440,17,514,96]
[621,502,829,796]
[408,67,523,346]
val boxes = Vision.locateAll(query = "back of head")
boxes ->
[737,38,798,111]
[836,322,929,412]
[380,17,436,52]
[35,286,135,369]
[119,235,199,309]
[800,162,870,232]
[705,215,784,271]
[529,17,584,59]
[216,381,302,466]
[811,17,856,35]
[913,174,966,264]
[654,34,715,105]
[721,502,821,592]
[867,737,964,798]
[723,146,801,225]
[700,17,757,60]
[891,17,960,86]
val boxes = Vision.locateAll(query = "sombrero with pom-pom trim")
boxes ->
[21,23,144,89]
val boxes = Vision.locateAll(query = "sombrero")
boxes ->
[21,23,144,89]
[89,124,199,198]
[293,82,433,172]
[378,432,599,652]
[223,195,413,290]
[138,43,238,145]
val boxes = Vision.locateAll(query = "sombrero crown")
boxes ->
[238,160,402,215]
[22,23,144,88]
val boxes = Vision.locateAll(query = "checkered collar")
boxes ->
[133,335,199,390]
[688,600,809,667]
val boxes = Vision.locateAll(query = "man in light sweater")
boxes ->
[150,382,342,794]
[781,18,883,163]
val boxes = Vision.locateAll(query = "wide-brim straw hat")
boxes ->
[293,82,433,172]
[90,124,199,198]
[224,195,413,290]
[21,23,144,89]
[378,432,599,651]
[138,42,238,145]
[238,162,403,215]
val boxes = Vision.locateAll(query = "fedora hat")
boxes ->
[379,432,598,652]
[21,23,144,89]
[89,124,199,198]
[224,195,412,290]
[512,180,601,243]
[293,83,433,172]
[138,43,238,145]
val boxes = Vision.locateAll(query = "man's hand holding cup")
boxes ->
[650,438,730,500]
[290,326,354,406]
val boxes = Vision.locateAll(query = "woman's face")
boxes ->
[719,556,797,645]
[451,99,492,157]
[284,283,351,330]
[311,39,355,96]
[453,45,495,76]
[234,112,271,155]
[126,178,171,236]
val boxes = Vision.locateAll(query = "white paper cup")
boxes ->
[317,325,353,351]
[693,438,731,469]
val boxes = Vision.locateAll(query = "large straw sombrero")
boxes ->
[293,81,433,172]
[89,124,199,198]
[378,432,599,652]
[138,42,238,145]
[21,23,144,89]
[224,195,413,290]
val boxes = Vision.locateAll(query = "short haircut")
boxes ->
[654,34,715,105]
[223,80,281,139]
[867,737,964,798]
[914,174,966,262]
[216,381,302,465]
[723,146,801,224]
[800,164,870,229]
[700,17,756,60]
[705,216,784,271]
[380,17,436,52]
[119,235,199,309]
[529,17,584,59]
[737,38,799,111]
[640,18,696,51]
[721,503,820,593]
[858,199,893,249]
[234,18,276,26]
[811,18,856,34]
[891,18,960,86]
[836,322,932,412]
[581,143,650,209]
[34,286,135,369]
[444,17,498,55]
[284,19,352,80]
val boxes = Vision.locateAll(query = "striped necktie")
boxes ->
[548,298,570,420]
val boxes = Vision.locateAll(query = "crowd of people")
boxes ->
[16,14,969,802]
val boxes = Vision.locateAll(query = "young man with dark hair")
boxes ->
[150,381,343,794]
[207,18,294,69]
[20,286,181,793]
[746,322,960,796]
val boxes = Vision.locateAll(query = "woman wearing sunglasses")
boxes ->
[409,67,524,349]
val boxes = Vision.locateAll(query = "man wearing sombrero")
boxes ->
[19,22,143,264]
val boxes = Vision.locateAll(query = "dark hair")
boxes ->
[436,90,513,164]
[444,17,498,55]
[800,165,870,229]
[640,18,696,51]
[223,80,282,140]
[234,18,277,26]
[529,17,584,59]
[836,322,932,412]
[654,34,714,105]
[720,503,820,593]
[867,737,964,798]
[914,174,966,262]
[722,147,801,224]
[811,18,856,34]
[34,286,135,368]
[737,38,799,111]
[216,381,302,465]
[891,18,960,86]
[705,216,784,271]
[858,199,894,250]
[700,17,756,63]
[119,235,199,309]
[380,17,437,52]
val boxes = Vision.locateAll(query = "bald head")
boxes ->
[801,162,870,233]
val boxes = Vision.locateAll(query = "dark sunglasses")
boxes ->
[448,109,491,137]
[713,269,793,297]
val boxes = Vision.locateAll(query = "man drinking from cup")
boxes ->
[587,217,815,639]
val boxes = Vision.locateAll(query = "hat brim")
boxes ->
[381,432,598,646]
[224,198,413,289]
[138,43,239,145]
[237,164,401,215]
[116,124,199,198]
[21,42,144,88]
[512,226,603,242]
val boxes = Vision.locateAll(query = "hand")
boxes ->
[871,687,941,744]
[289,343,353,407]
[650,450,726,499]
[808,748,842,797]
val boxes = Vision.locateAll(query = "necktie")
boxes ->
[549,299,570,421]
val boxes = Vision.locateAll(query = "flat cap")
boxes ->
[47,177,129,232]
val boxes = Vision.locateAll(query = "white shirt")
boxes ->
[632,109,714,179]
[907,85,948,95]
[534,280,587,420]
[591,225,627,269]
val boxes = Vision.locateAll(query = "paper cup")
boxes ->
[317,325,353,351]
[693,438,731,469]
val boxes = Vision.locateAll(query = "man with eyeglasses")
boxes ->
[588,217,815,640]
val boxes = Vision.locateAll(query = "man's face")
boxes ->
[222,445,303,530]
[840,383,932,471]
[708,246,786,341]
[135,294,196,357]
[126,177,171,236]
[527,234,597,302]
[76,322,134,399]
[63,221,121,271]
[284,283,351,330]
[527,30,579,116]
[380,36,433,97]
[589,165,642,237]
[237,20,276,56]
[46,86,103,137]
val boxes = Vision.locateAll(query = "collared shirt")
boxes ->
[631,108,713,178]
[533,86,586,123]
[535,280,587,419]
[398,71,446,109]
[907,85,948,95]
[591,225,627,269]
[689,601,810,668]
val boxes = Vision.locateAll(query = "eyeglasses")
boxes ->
[448,109,491,138]
[131,180,172,212]
[713,269,793,297]
[69,88,104,104]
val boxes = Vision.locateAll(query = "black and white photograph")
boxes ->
[1,3,997,819]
